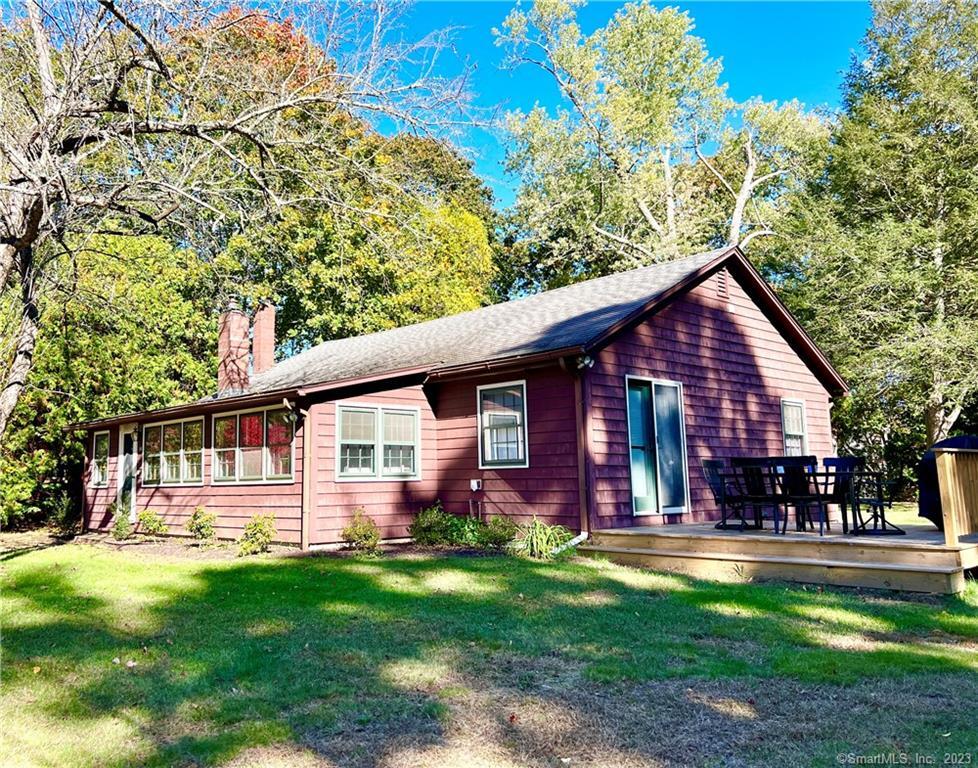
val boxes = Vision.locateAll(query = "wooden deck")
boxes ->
[578,521,978,594]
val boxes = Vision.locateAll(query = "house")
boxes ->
[77,245,847,547]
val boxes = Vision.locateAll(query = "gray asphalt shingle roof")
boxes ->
[246,247,730,394]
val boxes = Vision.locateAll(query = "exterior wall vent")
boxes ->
[716,269,729,299]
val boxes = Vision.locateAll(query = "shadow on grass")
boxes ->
[4,548,978,767]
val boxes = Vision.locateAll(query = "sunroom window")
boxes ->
[212,408,294,483]
[142,419,203,485]
[337,405,419,480]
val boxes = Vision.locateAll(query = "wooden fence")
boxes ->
[935,448,978,546]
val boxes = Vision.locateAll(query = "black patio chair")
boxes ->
[822,457,865,533]
[729,457,780,531]
[770,462,829,535]
[755,456,819,532]
[703,459,757,530]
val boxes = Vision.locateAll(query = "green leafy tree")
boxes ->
[0,236,216,526]
[495,0,827,293]
[767,0,978,483]
[218,133,497,351]
[0,1,473,441]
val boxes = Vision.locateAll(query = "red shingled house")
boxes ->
[77,246,847,547]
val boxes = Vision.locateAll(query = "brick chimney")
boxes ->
[217,301,250,393]
[252,301,276,375]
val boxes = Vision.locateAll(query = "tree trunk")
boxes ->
[924,390,961,447]
[728,134,757,246]
[0,249,40,443]
[0,243,15,291]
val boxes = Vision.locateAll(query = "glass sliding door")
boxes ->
[627,381,658,513]
[652,382,687,514]
[626,378,689,516]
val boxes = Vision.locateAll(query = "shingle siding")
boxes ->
[586,267,834,529]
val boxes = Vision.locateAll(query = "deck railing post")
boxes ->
[934,448,978,547]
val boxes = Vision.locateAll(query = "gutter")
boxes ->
[67,388,302,430]
[552,531,589,556]
[424,346,585,381]
[67,366,432,431]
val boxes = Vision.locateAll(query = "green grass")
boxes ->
[2,543,977,767]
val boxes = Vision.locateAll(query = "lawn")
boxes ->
[2,540,977,768]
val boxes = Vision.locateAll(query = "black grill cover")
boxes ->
[917,435,978,530]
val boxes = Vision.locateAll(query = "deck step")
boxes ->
[589,530,964,569]
[578,543,966,594]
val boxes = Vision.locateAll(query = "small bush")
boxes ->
[410,503,519,550]
[50,493,80,538]
[341,508,380,554]
[512,517,574,560]
[237,514,276,556]
[408,501,456,545]
[477,516,519,550]
[187,506,216,544]
[110,506,134,541]
[137,509,168,536]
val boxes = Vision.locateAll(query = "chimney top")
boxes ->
[252,301,276,376]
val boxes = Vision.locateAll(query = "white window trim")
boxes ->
[623,375,691,517]
[476,380,529,470]
[90,430,111,488]
[780,397,809,455]
[117,423,139,522]
[210,405,297,485]
[335,402,422,482]
[142,416,206,487]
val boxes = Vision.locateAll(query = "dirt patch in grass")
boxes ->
[286,652,978,768]
[0,528,65,555]
[224,744,332,768]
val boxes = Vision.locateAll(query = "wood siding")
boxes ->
[586,268,834,529]
[433,367,582,529]
[80,266,838,543]
[82,414,304,544]
[309,385,439,544]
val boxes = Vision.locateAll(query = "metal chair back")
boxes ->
[702,459,727,505]
[822,456,864,501]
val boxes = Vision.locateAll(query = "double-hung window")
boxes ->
[781,399,808,457]
[90,431,110,487]
[142,419,204,485]
[478,381,528,468]
[213,407,294,483]
[337,405,420,480]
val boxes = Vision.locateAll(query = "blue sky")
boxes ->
[399,1,872,209]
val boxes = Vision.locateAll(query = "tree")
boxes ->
[829,0,978,446]
[766,0,978,478]
[494,0,827,293]
[0,235,216,526]
[221,134,498,352]
[0,0,472,441]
